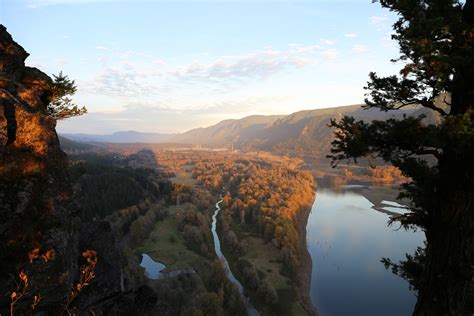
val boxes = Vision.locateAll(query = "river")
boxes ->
[307,186,425,316]
[142,185,423,315]
[212,198,260,316]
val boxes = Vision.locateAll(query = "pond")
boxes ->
[140,253,166,280]
[307,187,425,316]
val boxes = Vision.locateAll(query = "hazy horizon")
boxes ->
[61,102,367,136]
[2,0,399,134]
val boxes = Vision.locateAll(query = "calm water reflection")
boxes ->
[140,253,166,280]
[307,187,424,316]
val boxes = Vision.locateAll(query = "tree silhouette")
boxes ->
[329,0,473,315]
[47,71,87,120]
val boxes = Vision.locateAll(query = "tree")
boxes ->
[257,280,278,305]
[328,1,474,315]
[47,71,87,119]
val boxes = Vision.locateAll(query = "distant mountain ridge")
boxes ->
[62,103,439,162]
[171,114,285,146]
[62,130,176,143]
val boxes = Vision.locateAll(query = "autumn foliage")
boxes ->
[193,156,315,274]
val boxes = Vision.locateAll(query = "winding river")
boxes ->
[143,185,423,315]
[212,198,260,316]
[307,187,425,316]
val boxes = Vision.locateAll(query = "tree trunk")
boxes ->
[414,202,473,315]
[414,148,474,315]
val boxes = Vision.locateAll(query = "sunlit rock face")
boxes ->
[0,24,79,311]
[0,25,141,314]
[0,24,66,177]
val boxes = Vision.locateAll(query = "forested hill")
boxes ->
[63,103,441,162]
[171,114,285,146]
[171,104,440,161]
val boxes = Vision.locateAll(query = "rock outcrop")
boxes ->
[0,25,125,314]
[0,23,80,313]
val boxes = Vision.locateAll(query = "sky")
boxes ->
[1,0,400,134]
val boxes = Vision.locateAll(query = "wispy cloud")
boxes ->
[58,94,292,134]
[320,38,334,46]
[25,0,115,8]
[82,66,158,97]
[26,0,355,8]
[370,15,388,25]
[83,43,319,99]
[320,49,338,59]
[344,33,357,38]
[352,44,367,54]
[152,59,166,66]
[55,58,68,66]
[169,48,313,84]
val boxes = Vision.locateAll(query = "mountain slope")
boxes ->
[62,103,440,162]
[171,104,413,161]
[170,115,285,146]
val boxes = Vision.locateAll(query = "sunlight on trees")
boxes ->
[47,71,87,120]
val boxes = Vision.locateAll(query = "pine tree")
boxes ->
[329,0,474,314]
[47,71,87,120]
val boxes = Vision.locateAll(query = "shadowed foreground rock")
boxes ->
[0,24,149,315]
[0,23,81,312]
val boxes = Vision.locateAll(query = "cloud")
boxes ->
[320,49,338,59]
[288,44,321,54]
[57,95,292,134]
[55,58,68,66]
[352,44,367,54]
[344,33,357,38]
[186,95,291,118]
[169,48,313,84]
[152,59,166,66]
[95,45,109,51]
[82,66,157,97]
[25,0,116,8]
[320,38,334,46]
[79,43,321,114]
[370,15,388,25]
[26,0,356,8]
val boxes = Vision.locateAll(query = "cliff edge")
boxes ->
[0,25,126,314]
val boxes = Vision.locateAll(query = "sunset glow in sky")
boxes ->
[1,0,400,134]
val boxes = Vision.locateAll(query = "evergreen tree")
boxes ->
[47,71,87,119]
[328,0,474,314]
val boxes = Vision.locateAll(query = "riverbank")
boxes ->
[296,192,318,316]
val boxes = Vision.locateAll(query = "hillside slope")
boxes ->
[171,104,420,162]
[63,102,442,162]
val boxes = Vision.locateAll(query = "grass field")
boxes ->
[137,215,205,271]
[170,170,196,186]
[242,236,291,290]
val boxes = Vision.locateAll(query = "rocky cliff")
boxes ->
[0,25,126,314]
[0,22,82,311]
